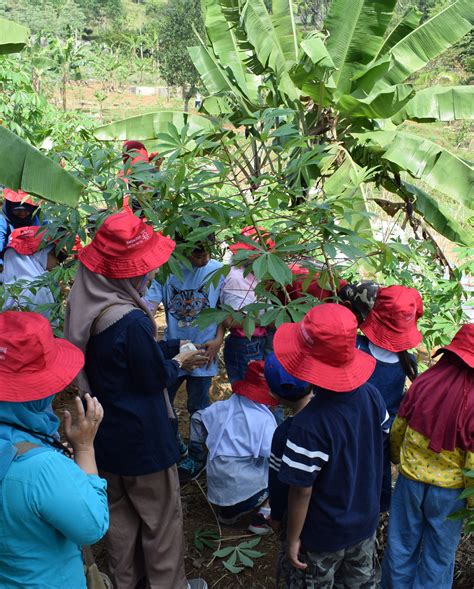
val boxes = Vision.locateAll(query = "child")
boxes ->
[357,284,422,510]
[2,226,58,318]
[274,303,388,587]
[145,232,225,471]
[382,324,474,589]
[220,226,275,383]
[183,360,278,527]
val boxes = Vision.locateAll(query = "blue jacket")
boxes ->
[0,447,109,589]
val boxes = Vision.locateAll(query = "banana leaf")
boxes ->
[400,181,473,246]
[337,83,414,119]
[0,17,29,54]
[393,86,474,123]
[382,0,473,85]
[353,130,474,209]
[324,0,397,95]
[324,152,372,237]
[375,7,422,58]
[0,127,83,206]
[240,0,298,77]
[203,0,259,101]
[290,35,336,104]
[94,111,216,142]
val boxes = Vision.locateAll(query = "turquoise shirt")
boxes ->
[0,447,109,589]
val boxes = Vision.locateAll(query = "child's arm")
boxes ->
[390,415,408,465]
[287,485,312,569]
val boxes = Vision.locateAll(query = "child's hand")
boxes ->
[287,539,307,570]
[202,337,223,367]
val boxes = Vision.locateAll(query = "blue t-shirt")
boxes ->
[145,259,224,377]
[357,335,415,424]
[85,310,181,476]
[269,416,293,522]
[278,383,388,552]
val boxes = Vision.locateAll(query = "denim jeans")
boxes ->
[223,334,266,383]
[381,474,465,589]
[168,375,212,458]
[218,488,269,520]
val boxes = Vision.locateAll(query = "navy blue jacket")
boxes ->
[85,310,180,476]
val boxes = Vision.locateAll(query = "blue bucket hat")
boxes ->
[264,353,310,399]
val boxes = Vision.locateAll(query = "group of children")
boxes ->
[0,152,473,589]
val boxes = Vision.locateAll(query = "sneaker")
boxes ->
[178,457,206,484]
[187,580,208,589]
[248,513,272,536]
[177,438,188,459]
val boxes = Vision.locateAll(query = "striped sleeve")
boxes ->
[278,426,329,487]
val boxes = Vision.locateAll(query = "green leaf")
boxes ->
[267,254,293,286]
[376,7,422,58]
[252,254,269,281]
[353,130,474,209]
[324,0,397,94]
[213,546,236,558]
[202,0,259,101]
[337,83,414,119]
[239,549,265,558]
[393,86,474,123]
[382,0,474,85]
[459,486,474,499]
[237,551,254,567]
[223,559,243,574]
[238,536,262,550]
[94,111,215,142]
[243,315,256,339]
[0,17,29,55]
[400,182,473,247]
[0,127,83,207]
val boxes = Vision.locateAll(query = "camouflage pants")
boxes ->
[278,534,377,589]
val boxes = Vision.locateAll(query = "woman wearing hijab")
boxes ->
[64,211,208,589]
[382,324,474,589]
[0,311,109,589]
[0,189,42,257]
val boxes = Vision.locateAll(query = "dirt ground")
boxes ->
[52,312,473,588]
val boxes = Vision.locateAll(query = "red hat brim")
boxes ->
[79,230,175,279]
[232,382,278,407]
[0,338,84,402]
[274,322,376,392]
[360,314,422,353]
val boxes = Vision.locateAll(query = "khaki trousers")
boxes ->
[100,466,187,589]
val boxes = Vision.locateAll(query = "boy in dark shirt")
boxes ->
[263,353,312,529]
[273,303,388,588]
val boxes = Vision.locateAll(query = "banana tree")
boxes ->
[0,18,83,206]
[96,0,472,247]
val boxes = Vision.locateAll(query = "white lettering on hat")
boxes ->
[126,229,151,247]
[0,346,7,360]
[300,323,314,346]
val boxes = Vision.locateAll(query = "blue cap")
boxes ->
[264,353,310,399]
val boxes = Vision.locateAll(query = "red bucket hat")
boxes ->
[8,226,47,255]
[229,226,276,255]
[274,303,376,392]
[3,188,38,207]
[232,360,279,407]
[433,324,474,368]
[79,212,175,279]
[360,285,423,353]
[0,311,84,402]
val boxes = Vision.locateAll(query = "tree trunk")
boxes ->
[182,86,189,112]
[62,73,67,111]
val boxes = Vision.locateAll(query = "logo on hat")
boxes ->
[0,346,7,360]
